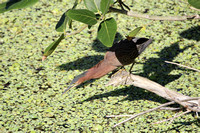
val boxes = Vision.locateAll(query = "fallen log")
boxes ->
[106,69,200,127]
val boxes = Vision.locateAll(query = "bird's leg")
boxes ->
[110,63,135,85]
[110,66,126,79]
[124,62,135,84]
[129,62,135,74]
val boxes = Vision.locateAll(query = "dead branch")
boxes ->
[106,101,175,127]
[106,69,200,127]
[190,7,200,11]
[153,110,191,124]
[109,7,200,21]
[159,107,181,111]
[165,61,200,72]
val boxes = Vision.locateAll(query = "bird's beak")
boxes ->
[62,84,77,95]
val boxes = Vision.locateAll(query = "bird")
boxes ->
[62,37,152,94]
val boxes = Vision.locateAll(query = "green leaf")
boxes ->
[55,0,78,32]
[188,0,200,9]
[100,0,111,15]
[97,17,117,47]
[43,34,65,57]
[0,0,39,13]
[55,11,69,32]
[84,0,100,13]
[110,0,115,5]
[68,19,72,29]
[0,2,7,13]
[67,9,97,25]
[128,27,143,38]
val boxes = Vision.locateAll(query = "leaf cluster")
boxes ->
[0,0,199,59]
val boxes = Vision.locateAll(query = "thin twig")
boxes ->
[109,7,200,21]
[111,101,175,127]
[190,7,200,11]
[153,110,191,124]
[169,111,179,124]
[168,95,200,112]
[66,25,88,37]
[108,95,200,127]
[106,115,134,118]
[165,61,200,72]
[180,97,200,102]
[196,112,199,118]
[159,107,181,111]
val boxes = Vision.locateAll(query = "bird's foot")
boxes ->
[110,67,126,78]
[112,68,134,84]
[108,69,134,86]
[124,71,134,85]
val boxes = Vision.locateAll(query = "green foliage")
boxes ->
[97,18,117,47]
[44,0,122,58]
[84,0,100,13]
[43,34,65,57]
[42,0,147,58]
[67,9,97,26]
[1,0,199,59]
[188,0,200,9]
[0,2,7,13]
[100,0,112,15]
[127,27,143,40]
[0,0,39,13]
[55,11,69,32]
[55,0,78,32]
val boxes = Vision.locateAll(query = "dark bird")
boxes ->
[62,37,152,94]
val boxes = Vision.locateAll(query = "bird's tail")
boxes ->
[133,37,153,54]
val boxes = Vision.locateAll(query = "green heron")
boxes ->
[62,37,152,94]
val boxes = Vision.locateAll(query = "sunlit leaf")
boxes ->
[0,2,7,13]
[84,0,100,13]
[97,17,117,47]
[110,0,115,5]
[188,0,200,9]
[67,9,97,25]
[0,0,39,13]
[55,0,78,32]
[100,0,111,15]
[126,27,143,40]
[42,34,65,60]
[56,12,69,32]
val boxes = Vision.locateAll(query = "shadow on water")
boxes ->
[57,55,104,71]
[140,42,192,86]
[161,119,200,132]
[80,86,168,104]
[179,25,200,41]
